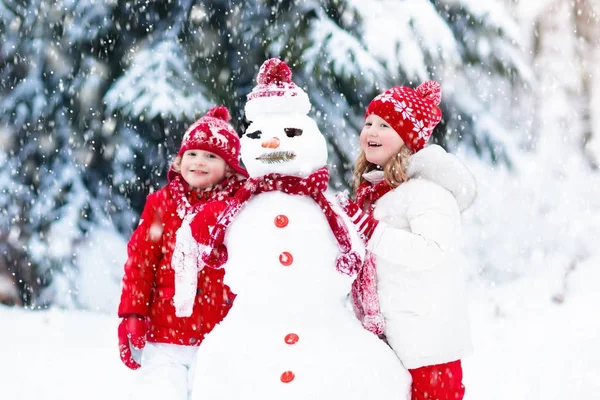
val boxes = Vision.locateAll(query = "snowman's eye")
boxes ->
[284,128,303,138]
[246,130,262,139]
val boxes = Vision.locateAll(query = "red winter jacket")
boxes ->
[118,179,240,346]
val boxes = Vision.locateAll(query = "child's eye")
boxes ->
[187,151,197,156]
[206,153,217,159]
[246,130,262,139]
[381,123,389,128]
[364,122,372,127]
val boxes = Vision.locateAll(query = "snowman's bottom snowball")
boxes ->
[192,304,411,400]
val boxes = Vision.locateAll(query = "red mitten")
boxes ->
[118,316,146,370]
[409,360,465,400]
[336,193,379,241]
[190,199,238,268]
[190,200,227,246]
[201,244,229,268]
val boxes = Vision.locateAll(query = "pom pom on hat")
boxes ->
[366,80,443,153]
[245,58,311,122]
[416,80,442,106]
[205,105,232,121]
[256,58,293,85]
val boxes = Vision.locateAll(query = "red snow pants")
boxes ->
[408,360,465,400]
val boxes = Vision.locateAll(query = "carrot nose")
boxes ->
[261,137,280,149]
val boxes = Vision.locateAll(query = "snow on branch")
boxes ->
[0,67,47,126]
[348,0,460,81]
[303,8,386,88]
[104,40,212,121]
[449,0,522,43]
[440,0,533,83]
[61,0,115,44]
[0,1,17,22]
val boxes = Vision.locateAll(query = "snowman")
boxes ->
[189,59,411,400]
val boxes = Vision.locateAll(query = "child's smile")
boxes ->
[360,114,406,166]
[180,150,228,189]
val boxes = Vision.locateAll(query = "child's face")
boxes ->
[360,114,405,166]
[180,150,228,189]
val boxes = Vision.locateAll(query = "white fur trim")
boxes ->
[362,170,384,184]
[407,144,477,211]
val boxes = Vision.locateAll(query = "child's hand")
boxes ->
[191,199,239,247]
[336,193,379,241]
[117,316,146,370]
[190,198,239,269]
[201,243,229,269]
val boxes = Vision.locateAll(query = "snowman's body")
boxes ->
[193,191,410,399]
[191,59,411,399]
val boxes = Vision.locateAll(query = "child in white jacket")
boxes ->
[339,81,476,400]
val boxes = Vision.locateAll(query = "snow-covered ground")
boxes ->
[1,307,133,400]
[2,252,598,399]
[465,255,600,399]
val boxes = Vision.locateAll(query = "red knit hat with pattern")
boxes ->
[168,106,249,181]
[366,80,442,153]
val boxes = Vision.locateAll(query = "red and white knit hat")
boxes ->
[245,58,311,122]
[168,106,249,181]
[366,81,443,153]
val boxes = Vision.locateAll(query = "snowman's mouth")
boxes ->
[256,151,297,164]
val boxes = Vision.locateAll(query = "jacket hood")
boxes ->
[407,144,477,212]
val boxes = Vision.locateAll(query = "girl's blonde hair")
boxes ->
[170,155,183,175]
[353,145,412,192]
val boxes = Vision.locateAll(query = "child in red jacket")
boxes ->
[117,106,248,400]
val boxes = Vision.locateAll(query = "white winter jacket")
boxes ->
[367,145,476,369]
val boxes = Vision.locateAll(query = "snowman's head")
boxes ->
[242,114,327,177]
[242,58,328,178]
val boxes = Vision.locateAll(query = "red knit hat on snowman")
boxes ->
[366,80,443,153]
[168,106,249,181]
[244,58,311,121]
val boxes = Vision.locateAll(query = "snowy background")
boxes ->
[1,0,600,399]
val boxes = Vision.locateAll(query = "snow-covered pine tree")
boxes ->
[0,0,121,307]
